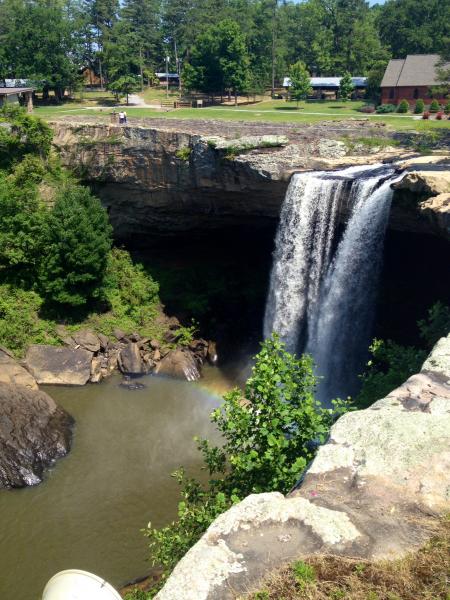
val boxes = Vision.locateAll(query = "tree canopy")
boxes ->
[0,0,448,95]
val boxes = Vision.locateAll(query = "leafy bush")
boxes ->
[144,335,350,586]
[103,248,160,330]
[414,99,425,114]
[39,186,112,309]
[0,285,58,355]
[436,111,444,120]
[175,147,191,161]
[445,102,450,114]
[355,339,426,409]
[423,111,430,120]
[396,99,409,113]
[0,106,52,169]
[376,104,396,114]
[418,302,450,349]
[429,99,440,113]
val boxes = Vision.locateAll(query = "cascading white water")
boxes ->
[264,164,398,402]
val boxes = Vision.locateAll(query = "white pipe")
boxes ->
[42,569,122,600]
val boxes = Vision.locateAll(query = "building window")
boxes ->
[389,88,395,99]
[413,88,419,99]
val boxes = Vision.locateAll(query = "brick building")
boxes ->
[380,54,449,106]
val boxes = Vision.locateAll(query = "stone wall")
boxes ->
[155,333,450,600]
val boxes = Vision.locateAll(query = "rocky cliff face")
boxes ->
[51,122,450,242]
[155,332,450,600]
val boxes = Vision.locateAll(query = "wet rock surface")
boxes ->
[156,333,450,600]
[0,382,73,488]
[154,349,201,381]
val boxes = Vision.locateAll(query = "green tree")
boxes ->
[182,19,250,103]
[107,75,140,103]
[39,186,112,308]
[366,59,389,103]
[0,175,48,286]
[338,71,354,101]
[144,334,349,580]
[0,0,82,100]
[377,0,449,58]
[288,61,312,106]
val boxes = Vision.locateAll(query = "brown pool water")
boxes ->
[0,367,233,600]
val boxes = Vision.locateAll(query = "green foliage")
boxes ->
[103,248,159,330]
[175,147,191,161]
[39,186,112,309]
[429,99,440,113]
[355,339,426,409]
[338,72,354,102]
[144,335,350,587]
[0,174,48,286]
[292,561,316,588]
[175,322,197,346]
[414,99,425,114]
[377,0,449,58]
[182,20,250,98]
[445,101,450,115]
[376,104,396,114]
[107,75,140,103]
[418,302,450,349]
[397,99,409,113]
[289,61,312,106]
[0,106,53,169]
[0,285,58,356]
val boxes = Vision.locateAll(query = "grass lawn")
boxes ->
[140,86,180,104]
[33,97,450,132]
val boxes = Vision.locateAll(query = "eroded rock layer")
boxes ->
[51,122,450,241]
[156,332,450,600]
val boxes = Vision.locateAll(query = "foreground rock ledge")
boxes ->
[0,382,73,488]
[155,332,450,600]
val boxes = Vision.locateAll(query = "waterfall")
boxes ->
[264,164,398,402]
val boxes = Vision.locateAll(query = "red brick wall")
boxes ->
[381,86,447,105]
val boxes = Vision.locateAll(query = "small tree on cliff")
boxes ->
[39,186,112,309]
[143,334,350,584]
[289,61,312,107]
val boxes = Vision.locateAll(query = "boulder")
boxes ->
[154,349,200,382]
[0,382,73,488]
[72,329,101,353]
[98,333,110,351]
[90,356,103,383]
[113,328,127,341]
[25,345,93,386]
[118,342,144,375]
[0,348,38,390]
